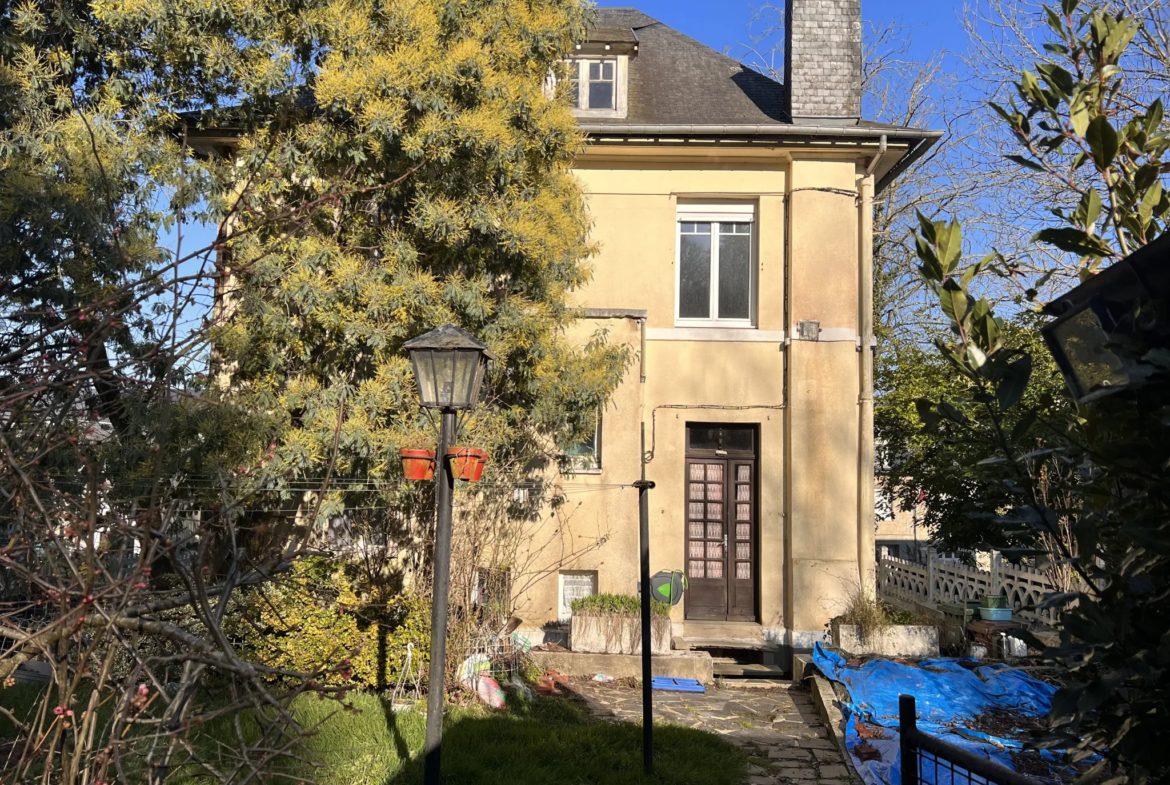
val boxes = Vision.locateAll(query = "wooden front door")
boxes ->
[684,424,758,622]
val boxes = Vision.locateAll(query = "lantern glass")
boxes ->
[409,348,488,410]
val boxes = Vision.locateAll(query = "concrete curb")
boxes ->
[799,654,865,785]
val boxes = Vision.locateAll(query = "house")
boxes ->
[512,3,941,669]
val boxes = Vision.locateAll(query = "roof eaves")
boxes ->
[578,123,942,141]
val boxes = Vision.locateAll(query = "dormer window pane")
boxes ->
[589,81,614,110]
[567,57,618,112]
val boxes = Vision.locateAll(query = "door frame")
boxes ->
[683,423,760,622]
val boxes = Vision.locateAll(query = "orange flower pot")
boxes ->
[400,449,436,481]
[470,455,489,483]
[447,447,485,481]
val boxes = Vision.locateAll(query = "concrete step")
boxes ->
[713,662,787,678]
[674,621,780,656]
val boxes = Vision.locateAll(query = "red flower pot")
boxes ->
[470,455,488,483]
[400,449,436,481]
[447,447,485,481]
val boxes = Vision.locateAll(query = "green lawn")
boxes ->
[2,684,745,785]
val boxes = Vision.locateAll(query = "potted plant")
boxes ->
[568,594,672,655]
[400,436,436,481]
[446,447,485,481]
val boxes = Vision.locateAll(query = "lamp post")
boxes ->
[1041,234,1170,402]
[403,325,495,785]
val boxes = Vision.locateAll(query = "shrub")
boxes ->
[570,593,671,618]
[234,558,431,689]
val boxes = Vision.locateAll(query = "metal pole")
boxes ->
[899,694,919,785]
[424,409,456,785]
[634,423,656,774]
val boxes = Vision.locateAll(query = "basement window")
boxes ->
[559,571,598,622]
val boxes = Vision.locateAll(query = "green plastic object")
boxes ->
[650,570,688,606]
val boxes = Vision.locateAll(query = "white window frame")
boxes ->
[563,56,628,118]
[675,203,757,328]
[565,412,602,475]
[558,570,599,623]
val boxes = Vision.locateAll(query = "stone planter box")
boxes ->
[831,620,939,658]
[570,613,671,655]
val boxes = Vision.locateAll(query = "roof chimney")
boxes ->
[784,0,862,125]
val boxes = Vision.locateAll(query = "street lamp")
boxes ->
[1042,234,1170,403]
[403,325,495,785]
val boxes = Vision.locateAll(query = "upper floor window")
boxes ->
[564,412,602,473]
[676,204,756,327]
[564,56,627,118]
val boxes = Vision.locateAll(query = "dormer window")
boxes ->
[571,59,616,111]
[564,55,628,118]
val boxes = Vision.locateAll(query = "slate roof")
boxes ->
[590,8,788,126]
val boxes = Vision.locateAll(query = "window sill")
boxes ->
[648,327,786,343]
[564,468,603,476]
[674,319,756,329]
[572,108,627,120]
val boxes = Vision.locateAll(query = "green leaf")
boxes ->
[1139,181,1163,228]
[1070,96,1090,137]
[1005,154,1046,173]
[936,219,963,275]
[1086,115,1119,169]
[1035,227,1113,258]
[1037,63,1075,96]
[1010,409,1039,443]
[914,399,940,428]
[1079,188,1102,231]
[1135,163,1162,192]
[1044,8,1064,34]
[997,355,1033,410]
[1102,16,1139,61]
[916,210,938,244]
[1146,98,1164,137]
[937,400,967,424]
[938,280,971,324]
[916,235,944,281]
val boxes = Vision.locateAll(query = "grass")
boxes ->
[3,684,745,785]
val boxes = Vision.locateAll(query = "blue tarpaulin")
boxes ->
[812,642,1058,785]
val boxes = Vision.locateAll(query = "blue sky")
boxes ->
[597,0,971,65]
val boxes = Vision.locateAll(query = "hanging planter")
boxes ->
[470,454,489,483]
[400,449,436,481]
[447,447,485,481]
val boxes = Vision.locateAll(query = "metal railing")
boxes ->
[899,695,1042,785]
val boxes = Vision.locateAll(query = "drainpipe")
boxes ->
[865,134,889,177]
[857,170,877,595]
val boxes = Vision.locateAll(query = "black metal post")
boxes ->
[424,410,456,785]
[899,694,919,785]
[634,423,656,774]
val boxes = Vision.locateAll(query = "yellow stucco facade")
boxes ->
[513,143,882,657]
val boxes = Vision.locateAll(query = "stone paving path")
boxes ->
[566,680,852,785]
